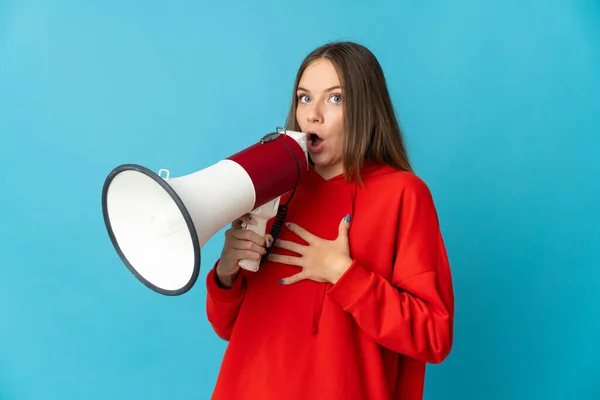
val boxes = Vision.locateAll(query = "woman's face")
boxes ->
[295,59,345,180]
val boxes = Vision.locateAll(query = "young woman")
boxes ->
[205,41,454,400]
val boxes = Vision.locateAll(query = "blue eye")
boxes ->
[298,95,311,103]
[331,94,342,103]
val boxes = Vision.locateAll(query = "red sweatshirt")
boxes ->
[206,162,454,400]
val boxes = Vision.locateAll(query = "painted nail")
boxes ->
[278,279,284,284]
[344,214,351,223]
[286,222,291,228]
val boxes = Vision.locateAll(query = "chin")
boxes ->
[312,158,343,172]
[309,155,329,166]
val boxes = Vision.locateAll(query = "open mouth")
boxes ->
[309,132,323,145]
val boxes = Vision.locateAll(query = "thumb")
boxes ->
[337,214,351,241]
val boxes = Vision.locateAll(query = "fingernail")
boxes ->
[286,222,291,228]
[344,214,351,223]
[278,279,284,284]
[267,239,272,247]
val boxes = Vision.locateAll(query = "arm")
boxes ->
[204,205,279,341]
[326,178,454,364]
[205,261,246,341]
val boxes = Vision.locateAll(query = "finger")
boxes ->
[336,214,351,241]
[231,249,263,261]
[231,239,266,256]
[241,213,257,225]
[273,239,305,255]
[233,214,256,229]
[268,253,303,266]
[279,271,307,285]
[225,228,266,254]
[264,234,274,248]
[230,227,267,246]
[285,222,316,243]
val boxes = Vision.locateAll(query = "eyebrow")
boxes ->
[297,85,343,93]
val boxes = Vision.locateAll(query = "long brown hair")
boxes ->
[285,41,413,185]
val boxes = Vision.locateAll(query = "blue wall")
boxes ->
[1,0,598,399]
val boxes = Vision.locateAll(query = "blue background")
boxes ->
[1,0,599,399]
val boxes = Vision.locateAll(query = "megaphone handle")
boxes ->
[239,215,268,272]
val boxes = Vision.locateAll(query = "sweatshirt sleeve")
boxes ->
[326,177,454,364]
[205,261,246,341]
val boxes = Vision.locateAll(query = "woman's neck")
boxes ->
[313,164,344,181]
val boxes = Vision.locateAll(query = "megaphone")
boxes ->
[101,128,308,296]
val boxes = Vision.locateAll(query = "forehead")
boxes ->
[298,59,341,90]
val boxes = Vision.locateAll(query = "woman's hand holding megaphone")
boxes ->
[215,215,273,288]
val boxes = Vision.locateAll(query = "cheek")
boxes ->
[331,109,344,138]
[296,104,308,120]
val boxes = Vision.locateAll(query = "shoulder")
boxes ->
[364,167,433,198]
[357,168,439,217]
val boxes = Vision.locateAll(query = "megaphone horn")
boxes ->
[101,128,309,296]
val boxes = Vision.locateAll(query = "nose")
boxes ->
[306,102,322,123]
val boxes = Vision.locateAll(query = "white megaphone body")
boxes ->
[101,128,309,296]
